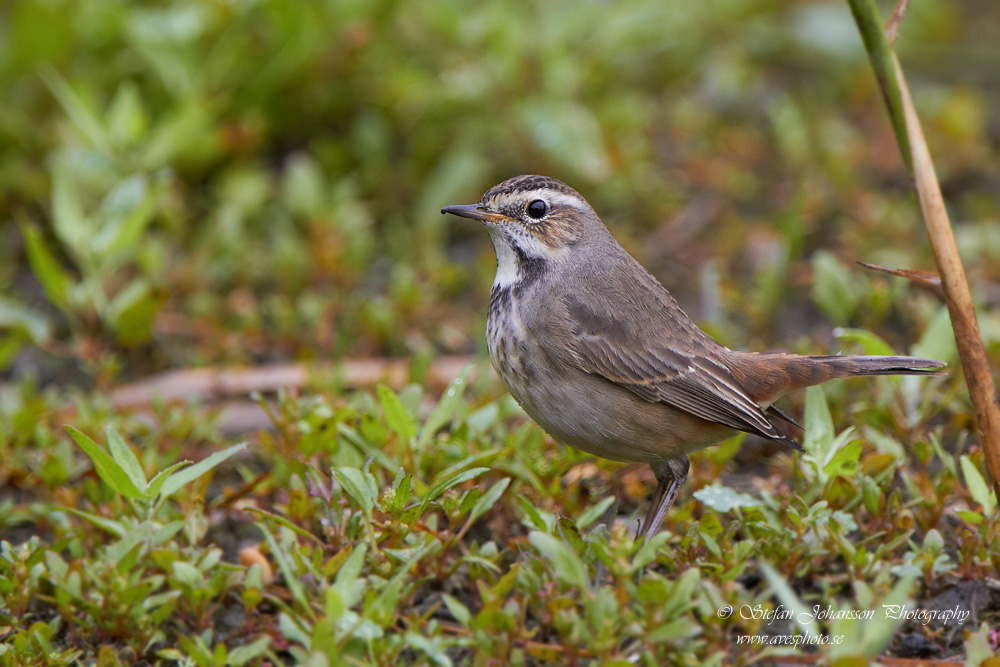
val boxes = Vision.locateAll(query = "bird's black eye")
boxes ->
[526,199,547,219]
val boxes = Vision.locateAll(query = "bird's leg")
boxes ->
[640,458,690,543]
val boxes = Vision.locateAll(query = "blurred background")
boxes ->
[1,0,998,390]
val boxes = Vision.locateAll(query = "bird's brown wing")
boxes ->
[561,293,802,450]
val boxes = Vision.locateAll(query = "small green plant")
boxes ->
[64,425,245,514]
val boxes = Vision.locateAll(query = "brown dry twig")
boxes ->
[108,356,482,410]
[884,0,911,44]
[857,261,944,298]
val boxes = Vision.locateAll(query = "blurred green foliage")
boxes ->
[1,0,998,377]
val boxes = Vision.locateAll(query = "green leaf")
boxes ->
[377,384,417,442]
[911,305,957,364]
[108,279,163,346]
[442,594,471,626]
[464,477,509,528]
[835,328,895,356]
[0,295,52,344]
[146,461,192,499]
[803,385,835,458]
[960,456,997,515]
[107,82,149,147]
[50,165,88,249]
[693,483,763,513]
[822,438,863,478]
[65,426,145,499]
[94,175,162,259]
[576,495,615,530]
[414,467,490,519]
[334,544,368,609]
[662,567,701,618]
[528,531,589,590]
[20,222,74,309]
[171,561,202,587]
[227,637,271,666]
[334,466,379,522]
[964,622,999,667]
[105,427,147,493]
[811,250,861,326]
[419,368,470,447]
[760,561,819,638]
[40,66,111,153]
[632,532,671,571]
[158,442,247,499]
[105,524,148,564]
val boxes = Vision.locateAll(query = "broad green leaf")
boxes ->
[20,223,74,309]
[964,623,999,667]
[377,384,417,442]
[105,427,147,493]
[105,524,148,564]
[662,567,701,618]
[811,250,861,325]
[334,466,379,521]
[146,461,192,499]
[247,508,324,544]
[576,495,615,529]
[822,438,863,478]
[442,594,471,626]
[632,532,671,571]
[62,507,126,537]
[464,477,509,528]
[517,495,551,532]
[960,456,997,515]
[760,561,818,638]
[262,527,308,613]
[282,153,326,219]
[107,82,149,147]
[911,305,957,364]
[40,66,111,153]
[529,531,589,590]
[227,637,271,666]
[693,483,763,513]
[419,368,471,447]
[50,165,88,249]
[65,426,145,499]
[0,295,52,344]
[325,587,345,621]
[834,328,895,356]
[108,279,163,346]
[158,442,247,499]
[803,385,835,459]
[171,561,202,588]
[646,618,701,642]
[334,544,368,609]
[414,467,490,519]
[94,175,162,259]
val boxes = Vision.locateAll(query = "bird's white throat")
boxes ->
[490,233,522,289]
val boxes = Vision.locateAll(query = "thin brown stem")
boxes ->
[847,0,1000,503]
[893,55,1000,501]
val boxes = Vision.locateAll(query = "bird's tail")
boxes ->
[729,352,946,403]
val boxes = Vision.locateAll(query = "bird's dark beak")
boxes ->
[440,204,504,223]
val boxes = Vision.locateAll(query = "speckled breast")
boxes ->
[486,286,533,401]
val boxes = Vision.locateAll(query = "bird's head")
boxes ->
[442,175,603,286]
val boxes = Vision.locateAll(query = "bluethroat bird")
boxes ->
[442,175,945,541]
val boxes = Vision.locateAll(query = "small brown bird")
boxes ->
[442,175,945,541]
